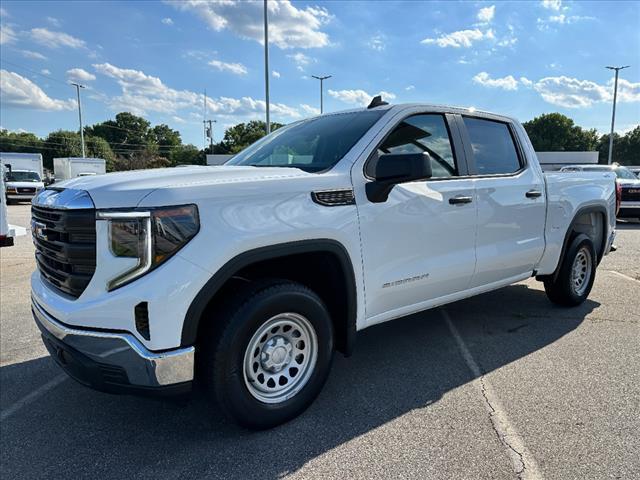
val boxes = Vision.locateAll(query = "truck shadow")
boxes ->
[1,283,598,479]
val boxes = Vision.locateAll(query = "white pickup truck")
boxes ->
[31,102,617,429]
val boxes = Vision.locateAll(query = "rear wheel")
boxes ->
[199,280,334,429]
[544,233,596,306]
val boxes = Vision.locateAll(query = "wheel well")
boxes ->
[568,210,605,263]
[537,208,607,283]
[184,242,357,356]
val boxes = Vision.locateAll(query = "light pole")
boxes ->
[606,65,630,165]
[263,0,270,134]
[311,75,331,114]
[70,82,86,157]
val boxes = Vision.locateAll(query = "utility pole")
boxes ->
[263,0,271,134]
[70,82,86,157]
[204,119,216,152]
[606,65,630,165]
[311,75,331,114]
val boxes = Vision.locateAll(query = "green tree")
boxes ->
[523,113,599,152]
[598,126,640,165]
[0,129,44,155]
[42,130,82,170]
[85,136,116,171]
[216,121,284,154]
[170,144,204,166]
[86,112,152,156]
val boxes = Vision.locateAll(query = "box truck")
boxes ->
[54,158,106,182]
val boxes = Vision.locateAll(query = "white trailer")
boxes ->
[536,151,599,171]
[0,152,44,178]
[54,158,106,182]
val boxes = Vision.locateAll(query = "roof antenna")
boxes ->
[367,95,389,109]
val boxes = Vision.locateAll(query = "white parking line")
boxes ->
[0,374,67,422]
[604,270,640,284]
[442,309,543,480]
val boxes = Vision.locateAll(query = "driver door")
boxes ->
[356,113,477,325]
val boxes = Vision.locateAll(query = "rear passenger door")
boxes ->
[459,116,546,288]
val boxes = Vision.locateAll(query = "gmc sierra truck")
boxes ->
[31,102,617,429]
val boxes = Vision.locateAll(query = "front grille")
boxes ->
[32,205,96,298]
[18,187,37,194]
[621,187,640,202]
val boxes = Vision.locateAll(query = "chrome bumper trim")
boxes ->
[31,298,194,387]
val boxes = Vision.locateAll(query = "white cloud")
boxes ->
[300,104,320,116]
[0,24,17,45]
[547,14,595,24]
[288,52,313,69]
[477,5,495,23]
[272,70,281,78]
[171,115,186,124]
[328,89,396,106]
[368,34,386,51]
[161,17,174,25]
[0,70,76,110]
[66,68,96,82]
[473,72,518,91]
[0,7,9,17]
[497,73,640,108]
[520,76,533,87]
[421,29,494,48]
[168,0,332,49]
[541,0,562,11]
[46,16,61,27]
[533,76,611,107]
[208,59,248,75]
[405,85,415,91]
[20,50,47,60]
[92,62,301,120]
[41,69,51,75]
[29,28,86,49]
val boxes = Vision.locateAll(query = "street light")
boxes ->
[70,82,86,157]
[311,75,332,114]
[605,65,630,165]
[263,0,270,134]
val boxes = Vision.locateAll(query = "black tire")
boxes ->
[199,279,334,429]
[544,233,596,307]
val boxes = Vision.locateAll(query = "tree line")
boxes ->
[0,111,637,171]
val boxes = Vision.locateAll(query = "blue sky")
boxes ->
[1,0,638,148]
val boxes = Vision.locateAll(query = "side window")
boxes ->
[376,114,458,178]
[462,117,522,175]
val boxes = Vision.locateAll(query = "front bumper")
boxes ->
[32,298,195,396]
[6,193,37,201]
[618,202,640,219]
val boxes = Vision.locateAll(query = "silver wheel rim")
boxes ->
[571,247,592,296]
[243,313,318,404]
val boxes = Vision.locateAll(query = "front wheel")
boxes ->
[199,280,334,429]
[544,233,596,306]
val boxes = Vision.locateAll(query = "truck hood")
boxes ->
[53,165,312,208]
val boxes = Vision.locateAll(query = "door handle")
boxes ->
[525,190,542,199]
[449,195,473,205]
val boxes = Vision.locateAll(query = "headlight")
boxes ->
[98,205,199,291]
[6,187,16,193]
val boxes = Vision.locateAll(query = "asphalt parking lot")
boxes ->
[1,202,639,480]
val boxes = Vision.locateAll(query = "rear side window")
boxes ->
[463,117,522,175]
[376,114,458,178]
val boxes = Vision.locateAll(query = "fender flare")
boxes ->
[544,205,609,282]
[180,239,358,353]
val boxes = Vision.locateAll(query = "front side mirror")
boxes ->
[366,152,432,203]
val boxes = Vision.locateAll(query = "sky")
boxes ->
[0,0,639,148]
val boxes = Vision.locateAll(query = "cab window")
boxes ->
[375,114,458,178]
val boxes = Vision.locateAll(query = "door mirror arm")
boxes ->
[365,152,433,203]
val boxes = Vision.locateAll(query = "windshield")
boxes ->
[6,171,41,182]
[227,110,386,172]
